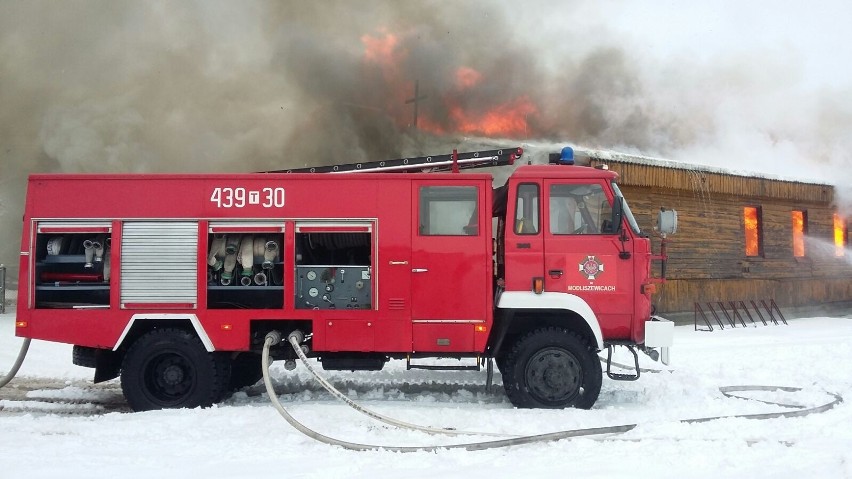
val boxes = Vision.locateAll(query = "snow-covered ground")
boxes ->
[2,296,851,479]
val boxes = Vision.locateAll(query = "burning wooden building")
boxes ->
[570,149,851,318]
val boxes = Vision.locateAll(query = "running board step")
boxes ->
[406,357,480,371]
[605,344,640,381]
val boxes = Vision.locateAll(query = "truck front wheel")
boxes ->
[228,352,263,391]
[503,327,602,409]
[120,328,230,411]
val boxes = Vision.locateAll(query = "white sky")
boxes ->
[601,0,852,91]
[513,0,849,78]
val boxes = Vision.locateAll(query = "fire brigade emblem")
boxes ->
[579,255,604,280]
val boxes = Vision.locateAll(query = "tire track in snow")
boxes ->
[0,377,130,416]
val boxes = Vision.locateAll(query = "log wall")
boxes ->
[594,159,851,314]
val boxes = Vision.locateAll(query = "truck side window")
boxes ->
[514,183,540,235]
[419,186,479,236]
[549,184,611,235]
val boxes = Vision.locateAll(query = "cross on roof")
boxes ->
[404,80,428,129]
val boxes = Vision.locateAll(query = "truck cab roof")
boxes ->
[511,164,619,181]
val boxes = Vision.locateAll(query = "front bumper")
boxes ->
[645,316,674,365]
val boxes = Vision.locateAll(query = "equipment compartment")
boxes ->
[34,231,112,308]
[206,230,284,309]
[294,230,372,310]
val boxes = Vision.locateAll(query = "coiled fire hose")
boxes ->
[0,338,31,388]
[262,330,843,452]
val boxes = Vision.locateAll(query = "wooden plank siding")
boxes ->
[593,159,851,314]
[590,158,833,203]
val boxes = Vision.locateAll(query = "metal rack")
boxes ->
[694,299,787,331]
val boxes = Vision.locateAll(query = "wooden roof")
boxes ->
[580,155,833,204]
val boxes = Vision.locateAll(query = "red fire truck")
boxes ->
[15,146,676,411]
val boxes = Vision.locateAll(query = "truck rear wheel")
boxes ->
[503,327,602,409]
[120,328,229,411]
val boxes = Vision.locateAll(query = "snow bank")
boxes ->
[1,298,851,479]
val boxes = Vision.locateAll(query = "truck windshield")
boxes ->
[611,182,641,235]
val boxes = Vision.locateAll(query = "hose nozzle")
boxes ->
[83,239,96,268]
[93,236,105,263]
[288,330,305,344]
[265,330,283,346]
[263,241,279,269]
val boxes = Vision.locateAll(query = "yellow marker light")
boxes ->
[15,321,27,328]
[221,324,233,331]
[475,325,487,333]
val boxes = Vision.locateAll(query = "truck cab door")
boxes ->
[410,180,491,352]
[503,181,545,292]
[543,180,635,339]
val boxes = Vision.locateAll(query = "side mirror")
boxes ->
[656,208,678,236]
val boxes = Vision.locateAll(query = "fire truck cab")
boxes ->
[16,147,675,411]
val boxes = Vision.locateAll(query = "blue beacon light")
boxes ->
[559,146,575,165]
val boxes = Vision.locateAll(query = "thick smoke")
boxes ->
[2,0,851,279]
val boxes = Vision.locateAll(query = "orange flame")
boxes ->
[744,207,760,256]
[359,31,538,138]
[361,31,401,66]
[361,32,405,81]
[835,213,847,257]
[792,210,805,257]
[449,96,537,137]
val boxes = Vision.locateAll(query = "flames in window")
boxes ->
[744,207,760,257]
[835,213,847,257]
[792,210,805,257]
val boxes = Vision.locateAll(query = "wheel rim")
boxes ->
[524,347,582,405]
[143,352,196,405]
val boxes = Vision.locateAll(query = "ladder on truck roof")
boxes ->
[262,147,524,174]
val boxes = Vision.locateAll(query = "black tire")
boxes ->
[120,328,230,411]
[228,353,263,391]
[495,333,518,377]
[503,327,602,409]
[495,354,509,377]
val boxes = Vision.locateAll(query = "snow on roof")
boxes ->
[483,139,834,187]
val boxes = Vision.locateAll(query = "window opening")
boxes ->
[419,186,479,236]
[792,210,807,258]
[834,213,847,257]
[611,182,641,235]
[549,183,612,235]
[514,183,540,235]
[744,206,763,257]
